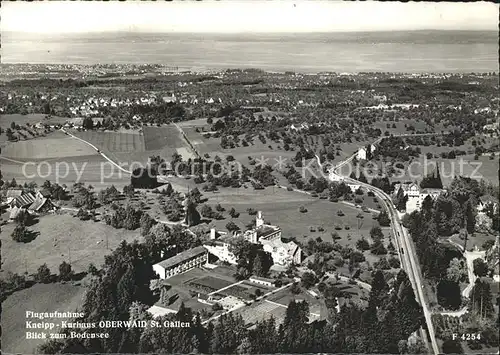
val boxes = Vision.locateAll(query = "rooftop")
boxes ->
[249,275,275,284]
[256,225,280,239]
[155,246,207,270]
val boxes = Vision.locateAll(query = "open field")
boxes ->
[0,113,69,129]
[2,132,98,159]
[143,125,185,150]
[0,154,129,189]
[142,124,195,160]
[1,282,86,354]
[73,130,146,152]
[205,187,379,243]
[0,214,143,275]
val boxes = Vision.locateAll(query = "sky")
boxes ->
[1,1,498,34]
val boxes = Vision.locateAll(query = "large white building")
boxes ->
[153,246,208,279]
[356,144,377,161]
[204,212,302,267]
[393,182,445,213]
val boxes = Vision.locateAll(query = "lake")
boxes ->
[1,31,498,73]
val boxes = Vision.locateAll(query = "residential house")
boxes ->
[28,195,56,214]
[10,193,36,209]
[5,190,23,205]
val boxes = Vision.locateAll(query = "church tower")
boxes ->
[256,211,264,228]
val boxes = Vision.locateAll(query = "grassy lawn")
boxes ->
[1,282,86,354]
[73,130,146,153]
[0,214,143,275]
[0,153,129,189]
[2,131,98,159]
[448,232,496,252]
[143,125,185,151]
[203,187,380,243]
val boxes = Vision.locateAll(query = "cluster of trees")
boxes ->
[373,136,421,161]
[130,167,158,189]
[39,266,425,354]
[420,165,443,189]
[97,185,120,204]
[229,238,273,279]
[393,187,409,211]
[370,176,392,194]
[71,184,97,210]
[11,210,38,243]
[104,205,144,230]
[404,177,491,310]
[41,180,68,200]
[252,165,275,187]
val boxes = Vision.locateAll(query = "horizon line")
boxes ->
[4,29,497,35]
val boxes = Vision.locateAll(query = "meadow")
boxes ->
[203,186,381,244]
[2,131,97,159]
[73,130,146,153]
[0,213,143,275]
[0,153,129,189]
[1,282,86,354]
[143,125,195,160]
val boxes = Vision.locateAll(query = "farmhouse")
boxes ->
[28,196,57,214]
[5,189,23,205]
[153,246,208,279]
[9,206,25,220]
[10,192,36,209]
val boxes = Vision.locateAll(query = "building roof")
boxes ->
[420,188,444,194]
[12,193,35,207]
[256,225,280,239]
[6,190,23,198]
[147,305,177,318]
[261,237,300,256]
[28,197,54,212]
[9,206,23,220]
[155,246,207,270]
[249,275,275,284]
[39,189,52,198]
